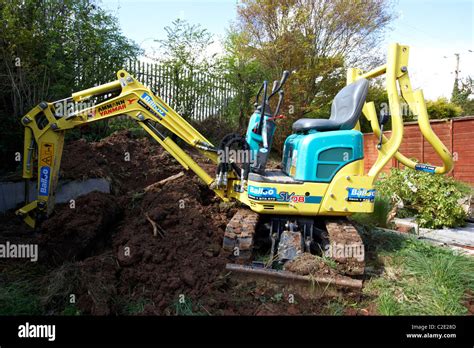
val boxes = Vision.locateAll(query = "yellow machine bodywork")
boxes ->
[16,43,454,228]
[235,160,372,216]
[228,43,453,217]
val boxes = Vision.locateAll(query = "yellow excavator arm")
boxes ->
[16,43,455,229]
[16,70,227,228]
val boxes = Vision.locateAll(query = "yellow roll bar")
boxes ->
[348,43,454,180]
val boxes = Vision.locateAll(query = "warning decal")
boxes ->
[40,143,54,166]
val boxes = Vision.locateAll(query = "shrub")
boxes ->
[107,117,145,139]
[376,168,470,228]
[426,98,462,120]
[352,195,393,228]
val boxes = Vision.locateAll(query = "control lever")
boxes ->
[254,83,264,108]
[256,80,268,135]
[273,90,284,117]
[271,80,279,94]
[377,111,390,149]
[268,70,290,100]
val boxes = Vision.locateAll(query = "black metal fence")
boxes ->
[126,60,235,121]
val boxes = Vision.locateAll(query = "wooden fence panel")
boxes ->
[363,116,474,185]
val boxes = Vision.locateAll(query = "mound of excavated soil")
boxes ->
[112,175,233,312]
[39,173,333,315]
[61,131,183,193]
[4,131,343,315]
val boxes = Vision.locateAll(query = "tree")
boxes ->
[233,0,395,151]
[0,0,140,114]
[451,76,474,116]
[158,18,214,69]
[0,0,140,171]
[156,19,222,120]
[220,29,268,129]
[426,98,462,120]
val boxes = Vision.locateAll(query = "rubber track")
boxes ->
[325,219,365,276]
[222,209,259,260]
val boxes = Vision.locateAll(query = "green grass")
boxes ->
[270,292,283,302]
[377,289,401,315]
[362,229,474,315]
[123,298,152,315]
[352,195,393,228]
[0,262,48,315]
[324,300,347,315]
[320,254,339,270]
[0,280,42,315]
[173,297,207,316]
[61,303,81,316]
[41,262,82,314]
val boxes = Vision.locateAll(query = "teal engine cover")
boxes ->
[282,130,363,182]
[245,110,276,173]
[245,111,275,154]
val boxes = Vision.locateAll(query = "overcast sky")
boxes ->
[102,0,473,100]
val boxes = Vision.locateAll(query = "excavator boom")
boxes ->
[16,70,227,228]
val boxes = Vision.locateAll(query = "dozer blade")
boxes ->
[226,263,362,298]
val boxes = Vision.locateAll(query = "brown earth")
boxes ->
[1,130,355,315]
[60,131,183,193]
[284,253,336,276]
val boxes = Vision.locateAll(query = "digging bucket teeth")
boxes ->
[226,263,362,298]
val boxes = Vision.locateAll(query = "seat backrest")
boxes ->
[329,78,369,130]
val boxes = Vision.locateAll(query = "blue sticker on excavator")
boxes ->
[347,187,376,202]
[248,186,278,201]
[141,92,167,118]
[39,166,51,196]
[415,163,436,173]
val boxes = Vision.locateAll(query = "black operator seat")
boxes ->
[292,78,369,132]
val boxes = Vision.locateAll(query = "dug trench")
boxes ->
[0,130,368,315]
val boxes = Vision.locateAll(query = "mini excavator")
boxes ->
[16,44,454,291]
